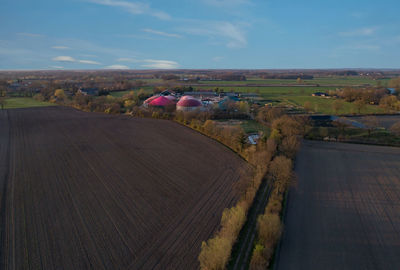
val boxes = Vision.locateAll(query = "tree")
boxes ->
[332,100,343,115]
[379,95,400,112]
[54,89,66,102]
[364,116,379,137]
[256,107,284,124]
[0,96,5,109]
[390,121,400,136]
[388,77,400,91]
[249,244,268,270]
[257,213,282,247]
[279,135,300,158]
[269,156,292,194]
[271,115,302,137]
[319,127,329,138]
[353,99,365,114]
[303,101,313,113]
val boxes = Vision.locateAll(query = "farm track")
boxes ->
[230,180,272,270]
[0,106,250,270]
[275,140,400,270]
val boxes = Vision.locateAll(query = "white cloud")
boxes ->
[141,59,179,69]
[104,64,130,69]
[347,44,380,50]
[52,56,101,65]
[212,56,223,62]
[350,11,368,19]
[80,54,98,58]
[117,57,138,62]
[49,66,64,69]
[78,59,101,65]
[16,32,44,38]
[52,56,76,62]
[51,46,69,50]
[339,27,378,37]
[142,28,182,38]
[182,21,247,48]
[87,0,170,20]
[203,0,251,7]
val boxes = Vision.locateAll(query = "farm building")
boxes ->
[176,96,203,111]
[143,95,159,107]
[184,91,217,98]
[387,88,397,95]
[148,96,176,107]
[78,88,99,96]
[312,92,329,97]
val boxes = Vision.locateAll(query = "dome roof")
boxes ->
[144,95,159,104]
[177,98,202,107]
[164,95,177,101]
[180,95,194,101]
[149,96,176,106]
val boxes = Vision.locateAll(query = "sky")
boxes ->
[1,0,400,70]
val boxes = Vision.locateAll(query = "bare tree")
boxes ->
[332,100,344,115]
[364,116,379,137]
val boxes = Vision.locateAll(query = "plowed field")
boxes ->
[0,107,249,270]
[275,140,400,270]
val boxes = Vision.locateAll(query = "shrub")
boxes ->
[199,236,231,270]
[257,213,282,248]
[249,244,268,270]
[390,121,400,136]
[279,135,300,158]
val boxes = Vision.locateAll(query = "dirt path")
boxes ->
[275,140,400,270]
[228,176,273,270]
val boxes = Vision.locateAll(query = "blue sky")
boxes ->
[1,0,400,70]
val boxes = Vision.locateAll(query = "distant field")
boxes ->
[196,77,388,86]
[4,97,55,109]
[193,85,336,96]
[0,107,249,269]
[276,140,400,270]
[285,96,384,114]
[194,85,384,114]
[108,76,391,115]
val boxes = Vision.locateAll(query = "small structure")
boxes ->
[160,90,176,96]
[387,88,397,95]
[78,88,99,96]
[183,91,217,98]
[312,92,328,97]
[247,134,260,145]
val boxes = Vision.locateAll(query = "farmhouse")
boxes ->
[312,92,329,97]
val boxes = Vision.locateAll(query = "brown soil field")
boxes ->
[275,140,400,270]
[0,106,250,270]
[349,114,400,129]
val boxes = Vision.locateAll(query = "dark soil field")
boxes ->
[0,106,249,270]
[275,140,400,270]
